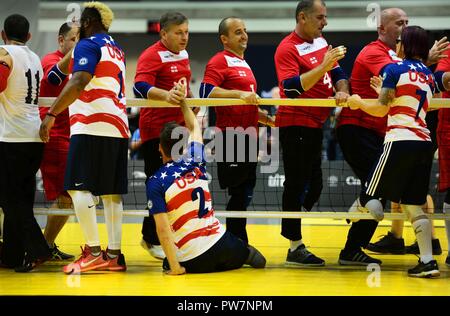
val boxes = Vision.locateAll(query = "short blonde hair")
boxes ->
[84,1,114,30]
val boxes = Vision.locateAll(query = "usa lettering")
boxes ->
[175,167,204,189]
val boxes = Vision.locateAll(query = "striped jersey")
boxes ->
[69,33,129,139]
[0,45,43,142]
[382,59,438,143]
[146,141,225,261]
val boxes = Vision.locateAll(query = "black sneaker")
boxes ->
[50,244,75,261]
[285,244,325,266]
[245,245,266,268]
[407,259,440,278]
[405,239,442,255]
[338,249,382,266]
[366,232,406,254]
[14,256,47,273]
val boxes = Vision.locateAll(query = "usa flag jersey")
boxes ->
[275,33,336,128]
[69,33,129,139]
[202,50,258,130]
[382,59,438,143]
[135,41,191,142]
[146,142,225,261]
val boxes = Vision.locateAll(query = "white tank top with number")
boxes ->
[0,45,43,142]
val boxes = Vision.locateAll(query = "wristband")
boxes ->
[46,112,57,118]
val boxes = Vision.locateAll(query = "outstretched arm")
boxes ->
[347,87,394,117]
[178,83,202,143]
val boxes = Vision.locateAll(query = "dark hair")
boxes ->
[401,26,429,62]
[218,16,239,37]
[4,14,29,43]
[160,122,186,157]
[160,12,188,31]
[295,0,325,22]
[81,7,103,28]
[58,22,73,37]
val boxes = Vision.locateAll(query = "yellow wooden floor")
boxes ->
[1,219,449,296]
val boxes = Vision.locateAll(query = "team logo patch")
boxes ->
[78,57,88,66]
[147,200,153,210]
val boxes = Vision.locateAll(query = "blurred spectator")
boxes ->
[130,128,144,160]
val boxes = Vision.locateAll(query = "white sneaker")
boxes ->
[140,239,165,260]
[347,198,368,223]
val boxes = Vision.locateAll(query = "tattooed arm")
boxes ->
[346,87,394,117]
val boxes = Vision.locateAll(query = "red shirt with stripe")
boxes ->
[202,50,258,130]
[436,51,450,126]
[338,39,402,135]
[39,50,70,141]
[436,49,450,191]
[274,32,335,128]
[135,41,191,142]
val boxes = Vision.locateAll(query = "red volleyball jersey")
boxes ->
[135,41,192,142]
[202,50,258,130]
[339,39,402,135]
[39,50,70,141]
[274,32,336,128]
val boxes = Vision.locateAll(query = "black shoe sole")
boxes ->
[285,261,325,267]
[338,259,382,266]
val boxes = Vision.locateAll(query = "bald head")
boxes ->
[380,8,407,27]
[378,8,408,50]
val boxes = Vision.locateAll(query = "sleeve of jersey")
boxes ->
[436,55,450,72]
[185,141,206,164]
[72,39,101,75]
[133,81,154,98]
[146,178,167,215]
[200,58,224,98]
[47,64,68,86]
[381,64,399,89]
[134,50,160,86]
[365,51,394,76]
[330,66,348,84]
[276,46,305,98]
[434,71,447,92]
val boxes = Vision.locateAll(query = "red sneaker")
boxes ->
[98,250,127,272]
[63,245,108,274]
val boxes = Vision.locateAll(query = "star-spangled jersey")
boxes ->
[0,45,43,142]
[274,33,336,128]
[39,50,70,141]
[202,50,258,130]
[339,39,402,135]
[68,33,129,139]
[135,41,191,142]
[146,141,225,262]
[382,59,438,143]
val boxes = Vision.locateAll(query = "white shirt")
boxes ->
[0,45,43,142]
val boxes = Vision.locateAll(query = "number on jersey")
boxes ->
[25,69,40,105]
[323,73,332,89]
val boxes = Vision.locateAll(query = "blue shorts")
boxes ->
[64,134,128,196]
